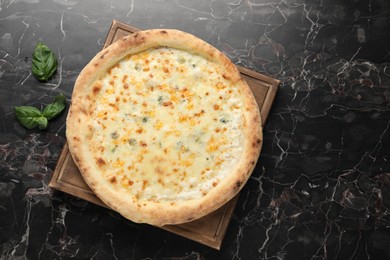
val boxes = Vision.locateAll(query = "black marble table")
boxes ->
[1,1,390,259]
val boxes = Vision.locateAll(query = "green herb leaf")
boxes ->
[128,138,137,146]
[32,42,57,81]
[42,94,66,120]
[14,106,43,129]
[15,94,66,130]
[36,116,48,130]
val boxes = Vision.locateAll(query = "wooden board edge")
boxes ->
[50,145,109,209]
[162,196,238,250]
[49,143,69,190]
[236,66,280,124]
[103,20,140,49]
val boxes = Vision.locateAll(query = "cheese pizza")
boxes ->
[66,29,262,226]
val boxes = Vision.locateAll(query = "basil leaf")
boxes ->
[42,94,66,120]
[36,116,48,130]
[15,94,67,130]
[32,42,57,82]
[14,106,43,129]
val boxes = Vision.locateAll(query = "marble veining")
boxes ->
[1,0,390,259]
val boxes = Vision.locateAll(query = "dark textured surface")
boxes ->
[1,0,390,259]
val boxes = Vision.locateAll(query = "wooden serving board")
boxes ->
[49,20,280,250]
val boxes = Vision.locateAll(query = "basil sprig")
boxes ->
[42,94,66,120]
[32,42,57,81]
[15,94,66,130]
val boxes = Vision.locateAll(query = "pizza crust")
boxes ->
[66,29,262,226]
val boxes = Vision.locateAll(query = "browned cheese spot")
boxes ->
[110,176,116,184]
[155,167,164,175]
[96,157,106,167]
[163,101,173,107]
[122,74,128,82]
[108,103,119,111]
[142,180,148,190]
[92,83,102,95]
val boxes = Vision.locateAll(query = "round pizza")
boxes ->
[66,29,262,226]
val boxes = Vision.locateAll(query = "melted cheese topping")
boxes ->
[90,47,244,201]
